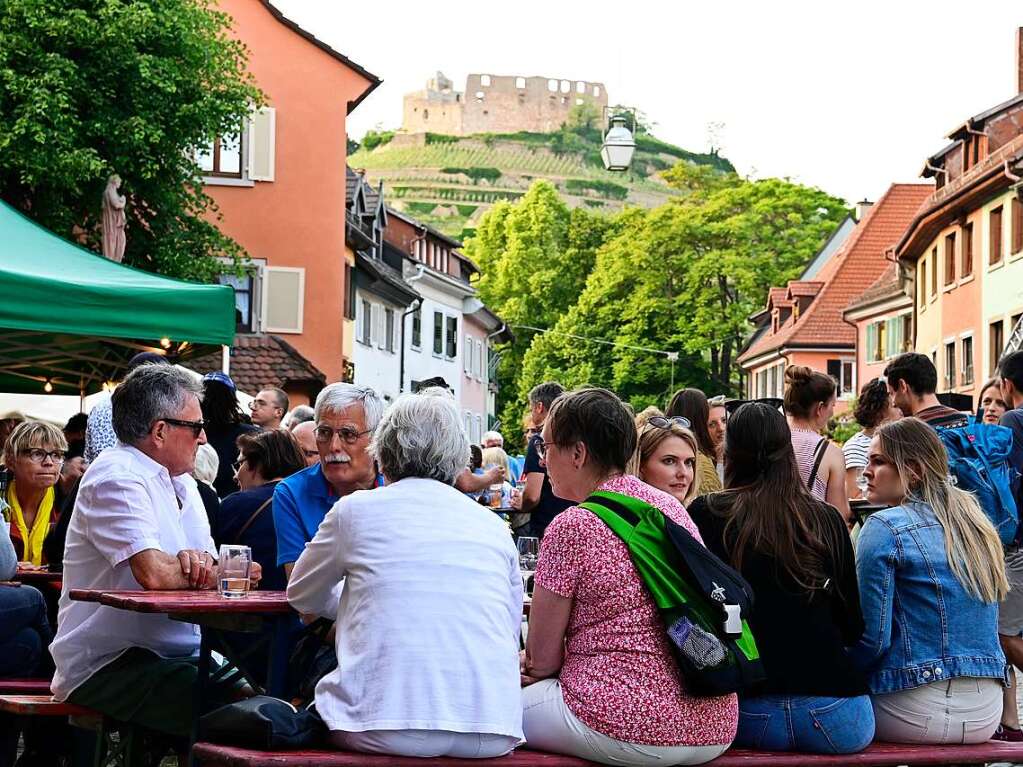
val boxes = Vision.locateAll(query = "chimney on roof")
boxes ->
[1017,27,1023,93]
[854,199,873,221]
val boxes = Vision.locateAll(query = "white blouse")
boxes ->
[288,476,524,740]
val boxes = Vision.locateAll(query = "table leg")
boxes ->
[266,615,291,699]
[187,630,213,767]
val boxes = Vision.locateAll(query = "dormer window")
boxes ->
[771,309,779,333]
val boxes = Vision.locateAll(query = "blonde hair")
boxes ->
[629,416,701,503]
[3,420,68,467]
[875,417,1008,603]
[481,446,512,478]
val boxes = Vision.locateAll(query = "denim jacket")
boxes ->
[851,501,1007,694]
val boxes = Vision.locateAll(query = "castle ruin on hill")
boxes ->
[402,72,608,136]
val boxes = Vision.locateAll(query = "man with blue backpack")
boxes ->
[885,352,1022,741]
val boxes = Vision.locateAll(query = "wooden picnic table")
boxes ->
[13,565,63,584]
[70,588,296,762]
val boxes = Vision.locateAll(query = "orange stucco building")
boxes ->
[198,1,379,402]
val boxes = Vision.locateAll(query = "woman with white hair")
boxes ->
[288,392,524,758]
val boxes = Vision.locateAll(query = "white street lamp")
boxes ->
[601,111,636,172]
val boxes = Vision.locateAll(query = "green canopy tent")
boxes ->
[0,200,235,395]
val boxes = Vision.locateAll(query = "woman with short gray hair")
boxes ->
[288,392,524,759]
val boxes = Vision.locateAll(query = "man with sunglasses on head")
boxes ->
[272,383,384,580]
[50,364,260,741]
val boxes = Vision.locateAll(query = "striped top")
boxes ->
[842,431,873,471]
[791,427,828,501]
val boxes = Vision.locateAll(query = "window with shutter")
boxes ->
[1013,198,1023,255]
[866,323,878,362]
[359,299,371,345]
[247,107,276,182]
[446,316,458,358]
[962,223,974,277]
[475,340,484,379]
[433,312,443,355]
[385,308,396,353]
[343,264,356,321]
[411,306,422,350]
[464,334,473,375]
[990,206,1004,265]
[261,267,304,333]
[961,336,974,385]
[944,233,956,285]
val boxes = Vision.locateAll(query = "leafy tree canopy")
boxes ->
[0,0,263,281]
[469,165,848,442]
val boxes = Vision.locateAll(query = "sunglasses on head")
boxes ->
[647,415,692,430]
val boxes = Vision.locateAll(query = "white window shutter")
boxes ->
[464,335,472,374]
[260,266,304,333]
[247,107,276,182]
[370,304,381,348]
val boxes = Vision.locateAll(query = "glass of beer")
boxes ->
[218,545,252,599]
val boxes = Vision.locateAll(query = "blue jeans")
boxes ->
[0,585,51,767]
[736,694,875,754]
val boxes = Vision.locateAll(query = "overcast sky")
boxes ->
[274,1,1022,205]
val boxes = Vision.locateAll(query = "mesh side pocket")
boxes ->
[668,615,727,670]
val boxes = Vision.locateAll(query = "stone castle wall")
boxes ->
[401,72,608,136]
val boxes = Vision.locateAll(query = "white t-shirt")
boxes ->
[51,445,216,700]
[287,476,524,739]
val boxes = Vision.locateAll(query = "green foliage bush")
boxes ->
[565,178,629,200]
[361,129,395,151]
[425,133,459,145]
[439,166,502,184]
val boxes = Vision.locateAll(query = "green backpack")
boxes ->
[580,490,765,697]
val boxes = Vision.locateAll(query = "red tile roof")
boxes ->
[843,262,906,315]
[189,334,326,394]
[738,183,932,365]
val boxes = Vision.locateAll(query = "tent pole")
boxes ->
[221,345,230,375]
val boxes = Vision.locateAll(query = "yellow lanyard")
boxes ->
[6,481,54,566]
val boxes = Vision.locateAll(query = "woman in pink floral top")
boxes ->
[522,388,737,766]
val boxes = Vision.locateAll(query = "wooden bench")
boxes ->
[0,693,92,717]
[0,678,52,695]
[191,740,1023,767]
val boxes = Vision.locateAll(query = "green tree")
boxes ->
[0,0,263,281]
[465,180,608,438]
[519,165,847,405]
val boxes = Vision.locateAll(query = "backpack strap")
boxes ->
[807,437,828,491]
[234,497,273,543]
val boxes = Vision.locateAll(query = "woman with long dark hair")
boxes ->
[666,388,722,493]
[687,402,873,755]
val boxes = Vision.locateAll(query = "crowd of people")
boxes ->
[1,348,1023,765]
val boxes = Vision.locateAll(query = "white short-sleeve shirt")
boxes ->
[50,445,216,700]
[287,477,524,740]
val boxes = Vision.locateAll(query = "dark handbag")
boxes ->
[287,617,338,705]
[200,695,325,750]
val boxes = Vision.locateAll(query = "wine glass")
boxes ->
[517,536,539,595]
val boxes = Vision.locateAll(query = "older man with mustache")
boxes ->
[272,384,384,579]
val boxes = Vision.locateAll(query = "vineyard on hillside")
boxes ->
[347,129,733,239]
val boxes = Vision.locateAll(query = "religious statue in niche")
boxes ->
[101,174,127,263]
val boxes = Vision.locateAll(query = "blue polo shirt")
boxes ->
[272,463,339,568]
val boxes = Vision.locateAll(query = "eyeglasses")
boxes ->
[536,441,559,460]
[249,398,282,413]
[161,417,206,438]
[648,415,692,430]
[314,425,373,445]
[20,448,66,464]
